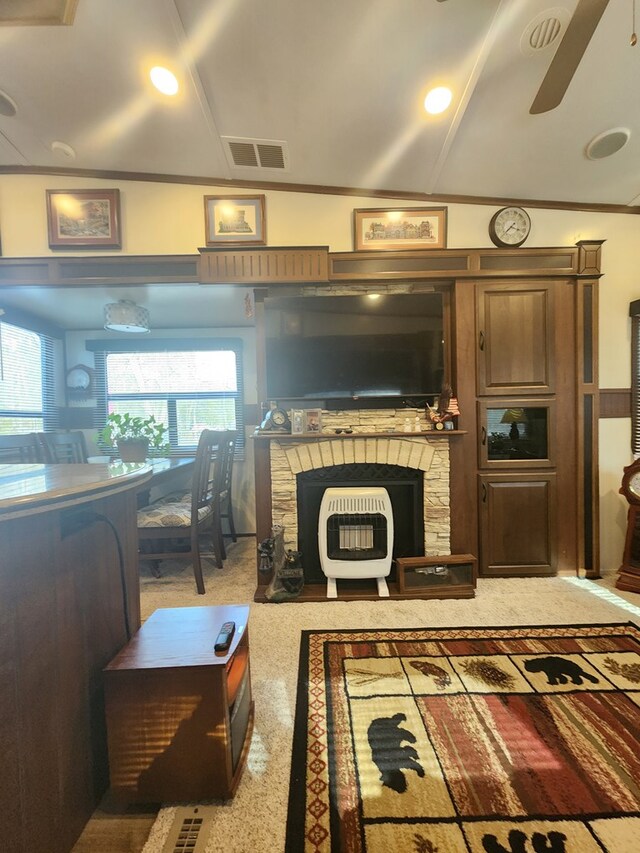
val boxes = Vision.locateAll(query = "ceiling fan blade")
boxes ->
[530,0,610,115]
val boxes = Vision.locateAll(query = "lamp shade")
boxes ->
[500,407,526,424]
[104,300,150,333]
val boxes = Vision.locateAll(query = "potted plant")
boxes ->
[100,413,169,462]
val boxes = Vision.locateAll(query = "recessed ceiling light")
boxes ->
[585,127,631,160]
[0,87,17,117]
[150,66,179,96]
[367,293,382,301]
[424,86,452,115]
[51,140,76,160]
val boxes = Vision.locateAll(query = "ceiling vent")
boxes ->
[222,136,290,171]
[520,8,571,56]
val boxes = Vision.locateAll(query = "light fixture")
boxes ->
[424,86,452,115]
[366,293,382,301]
[150,66,179,96]
[104,300,150,333]
[501,407,527,440]
[585,127,631,160]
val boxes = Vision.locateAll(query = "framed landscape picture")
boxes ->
[204,194,266,246]
[354,206,447,251]
[46,189,121,248]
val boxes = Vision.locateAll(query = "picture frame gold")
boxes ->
[46,189,121,249]
[204,194,266,246]
[353,206,447,251]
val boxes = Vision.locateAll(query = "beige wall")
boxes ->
[1,174,638,570]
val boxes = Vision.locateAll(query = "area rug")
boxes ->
[285,623,640,852]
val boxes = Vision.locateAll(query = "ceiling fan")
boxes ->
[530,0,611,114]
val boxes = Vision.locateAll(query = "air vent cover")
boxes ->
[520,8,570,56]
[222,136,290,171]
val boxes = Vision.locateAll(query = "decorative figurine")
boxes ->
[427,383,460,430]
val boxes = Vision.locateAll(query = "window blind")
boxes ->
[89,338,244,454]
[0,320,58,434]
[632,309,640,454]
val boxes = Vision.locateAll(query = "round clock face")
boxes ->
[630,472,640,499]
[621,459,640,504]
[66,365,91,391]
[489,207,531,248]
[271,409,287,427]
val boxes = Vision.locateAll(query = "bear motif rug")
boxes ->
[285,623,640,852]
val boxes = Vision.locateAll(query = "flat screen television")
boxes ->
[265,292,445,402]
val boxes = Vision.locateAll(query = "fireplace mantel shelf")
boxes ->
[252,430,467,442]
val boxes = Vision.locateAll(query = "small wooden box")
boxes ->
[395,554,477,598]
[104,605,253,803]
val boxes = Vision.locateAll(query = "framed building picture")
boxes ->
[46,189,121,248]
[353,206,447,251]
[204,194,266,246]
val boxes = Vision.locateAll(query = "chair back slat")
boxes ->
[219,430,237,495]
[191,429,227,515]
[0,433,42,463]
[38,431,88,463]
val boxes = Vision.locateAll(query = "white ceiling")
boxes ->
[1,0,638,206]
[1,0,639,330]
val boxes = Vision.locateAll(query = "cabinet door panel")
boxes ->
[479,473,557,576]
[477,282,555,395]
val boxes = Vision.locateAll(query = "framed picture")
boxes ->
[46,189,121,248]
[304,408,322,433]
[291,409,305,435]
[353,206,447,251]
[204,194,266,246]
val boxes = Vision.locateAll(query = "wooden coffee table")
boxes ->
[104,605,253,802]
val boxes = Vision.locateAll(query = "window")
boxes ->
[633,304,640,455]
[92,340,244,453]
[0,320,57,434]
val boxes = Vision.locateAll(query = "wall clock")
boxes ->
[488,206,531,248]
[66,364,94,399]
[617,458,640,592]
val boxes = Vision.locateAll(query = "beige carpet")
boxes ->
[132,542,640,853]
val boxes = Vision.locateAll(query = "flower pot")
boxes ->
[117,438,149,463]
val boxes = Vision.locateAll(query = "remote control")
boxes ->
[214,621,235,653]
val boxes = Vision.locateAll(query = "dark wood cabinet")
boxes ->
[476,281,555,395]
[478,473,557,576]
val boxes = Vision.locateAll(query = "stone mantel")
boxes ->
[253,430,466,441]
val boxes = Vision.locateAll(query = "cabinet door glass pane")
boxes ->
[487,407,548,461]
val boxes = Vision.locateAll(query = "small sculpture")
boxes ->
[427,383,460,429]
[257,536,274,575]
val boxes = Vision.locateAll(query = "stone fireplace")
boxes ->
[269,434,451,577]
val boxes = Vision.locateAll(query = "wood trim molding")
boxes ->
[599,388,632,418]
[0,244,602,288]
[199,246,329,284]
[1,165,639,215]
[0,255,200,287]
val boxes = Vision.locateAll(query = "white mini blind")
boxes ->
[632,311,640,455]
[0,320,57,434]
[89,339,244,453]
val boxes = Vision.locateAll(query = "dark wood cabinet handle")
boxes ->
[479,330,485,351]
[481,483,487,502]
[481,426,487,445]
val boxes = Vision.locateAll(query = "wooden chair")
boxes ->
[218,430,238,558]
[0,433,42,463]
[38,431,88,463]
[136,429,227,595]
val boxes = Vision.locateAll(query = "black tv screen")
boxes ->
[265,293,444,401]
